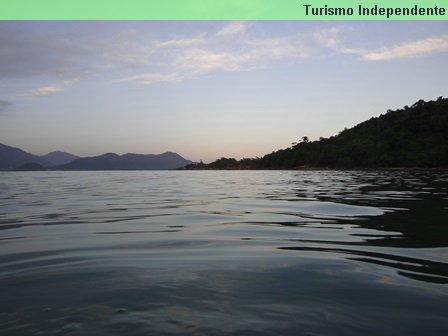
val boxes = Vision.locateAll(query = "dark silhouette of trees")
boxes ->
[182,97,448,169]
[207,157,239,169]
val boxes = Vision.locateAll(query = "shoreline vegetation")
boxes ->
[180,97,448,170]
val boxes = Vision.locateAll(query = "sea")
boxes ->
[0,170,447,335]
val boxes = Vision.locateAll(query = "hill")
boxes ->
[184,97,448,169]
[0,143,79,170]
[0,143,50,170]
[55,152,193,170]
[1,142,193,171]
[41,151,79,166]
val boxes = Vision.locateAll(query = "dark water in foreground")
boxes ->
[0,170,447,335]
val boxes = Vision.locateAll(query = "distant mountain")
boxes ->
[0,143,49,170]
[41,151,79,166]
[55,152,194,170]
[0,142,192,170]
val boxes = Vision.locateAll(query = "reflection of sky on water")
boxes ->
[0,170,447,335]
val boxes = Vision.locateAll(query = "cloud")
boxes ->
[362,36,448,61]
[0,99,11,113]
[1,22,312,90]
[175,49,242,74]
[246,37,311,61]
[114,73,180,85]
[0,23,155,81]
[2,22,447,91]
[174,37,310,76]
[99,31,155,68]
[314,26,366,55]
[216,22,248,37]
[315,27,448,62]
[25,86,63,97]
[111,24,311,85]
[12,22,445,92]
[0,23,88,79]
[62,74,84,85]
[156,35,205,48]
[315,27,342,49]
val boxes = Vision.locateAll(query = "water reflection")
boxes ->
[278,246,448,284]
[0,170,447,335]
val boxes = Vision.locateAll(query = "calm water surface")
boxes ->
[1,170,447,335]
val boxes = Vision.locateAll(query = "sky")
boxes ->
[0,21,447,162]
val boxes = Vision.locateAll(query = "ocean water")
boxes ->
[0,170,447,335]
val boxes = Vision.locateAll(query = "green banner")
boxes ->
[0,0,446,20]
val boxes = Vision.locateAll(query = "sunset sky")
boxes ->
[1,21,447,162]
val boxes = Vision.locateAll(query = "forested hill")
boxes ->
[185,97,448,169]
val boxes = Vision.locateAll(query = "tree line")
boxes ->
[181,97,448,169]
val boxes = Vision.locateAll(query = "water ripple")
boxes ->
[0,170,447,335]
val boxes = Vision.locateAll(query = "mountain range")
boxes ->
[0,143,78,170]
[56,152,193,170]
[0,143,193,170]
